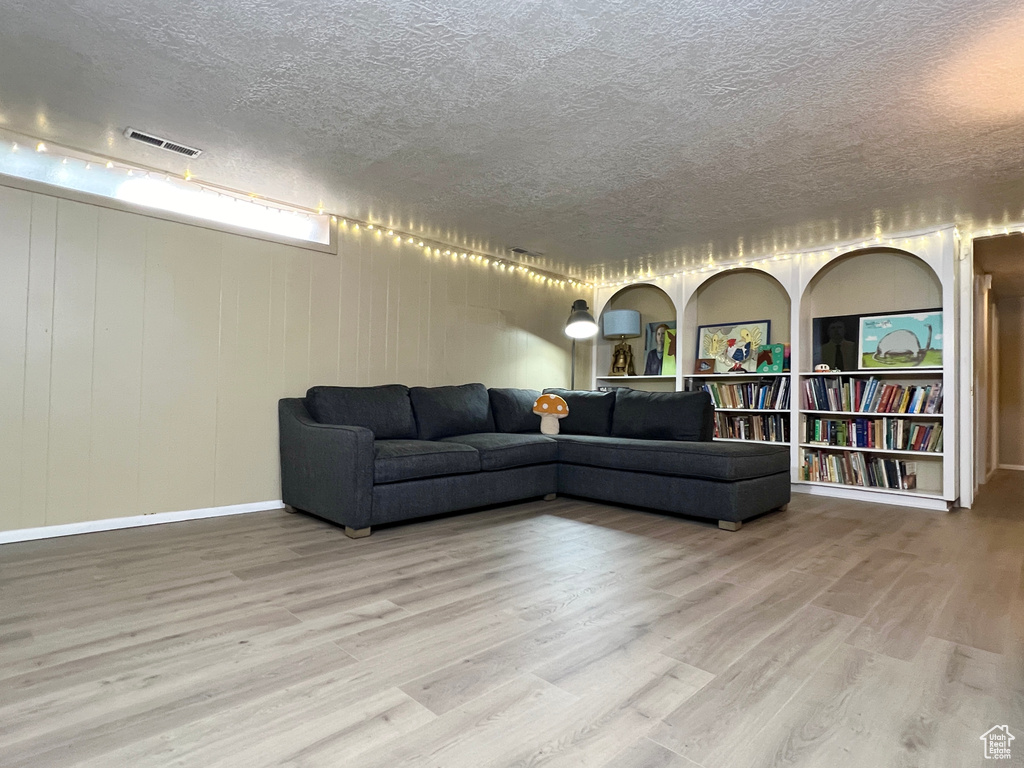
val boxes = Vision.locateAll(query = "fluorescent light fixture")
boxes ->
[0,138,330,245]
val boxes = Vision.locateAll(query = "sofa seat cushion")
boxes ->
[373,440,481,484]
[552,435,788,481]
[441,433,558,471]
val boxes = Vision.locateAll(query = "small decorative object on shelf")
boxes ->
[697,319,770,373]
[694,358,715,374]
[609,343,635,376]
[756,343,785,373]
[814,363,832,373]
[858,310,942,369]
[603,309,641,377]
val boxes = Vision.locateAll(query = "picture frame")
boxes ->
[643,321,676,375]
[696,320,771,374]
[756,344,785,373]
[661,325,677,376]
[812,313,860,371]
[858,309,943,369]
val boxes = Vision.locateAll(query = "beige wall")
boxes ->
[0,184,582,532]
[997,297,1024,467]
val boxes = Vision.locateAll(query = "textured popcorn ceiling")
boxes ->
[2,0,1024,280]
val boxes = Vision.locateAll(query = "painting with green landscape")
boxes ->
[858,310,942,369]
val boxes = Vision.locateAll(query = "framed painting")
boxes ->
[643,321,676,375]
[697,320,771,374]
[858,310,942,369]
[812,313,860,371]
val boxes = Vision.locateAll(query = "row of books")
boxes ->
[715,413,790,443]
[802,377,942,414]
[700,377,791,410]
[804,418,943,453]
[802,449,918,490]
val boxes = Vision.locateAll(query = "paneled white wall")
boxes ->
[0,185,582,532]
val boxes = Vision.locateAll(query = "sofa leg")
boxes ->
[777,503,789,512]
[718,520,742,532]
[284,504,300,514]
[543,493,557,501]
[344,526,372,539]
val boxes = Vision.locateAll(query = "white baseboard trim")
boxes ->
[0,500,283,545]
[791,483,950,512]
[997,464,1024,471]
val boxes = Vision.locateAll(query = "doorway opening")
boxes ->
[973,232,1024,509]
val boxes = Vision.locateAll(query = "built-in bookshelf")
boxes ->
[797,369,945,486]
[590,229,957,510]
[684,372,792,444]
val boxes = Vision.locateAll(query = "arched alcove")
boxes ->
[596,283,677,389]
[797,246,947,501]
[799,248,941,373]
[681,268,792,366]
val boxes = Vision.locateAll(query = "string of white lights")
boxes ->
[8,132,1019,292]
[333,218,591,289]
[591,229,964,289]
[1,132,592,289]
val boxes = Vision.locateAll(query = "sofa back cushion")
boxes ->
[542,388,615,436]
[489,388,542,433]
[410,383,495,440]
[611,389,714,441]
[305,385,417,439]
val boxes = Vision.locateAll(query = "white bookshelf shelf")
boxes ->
[793,479,945,501]
[684,372,791,378]
[800,369,942,377]
[715,437,789,445]
[799,443,942,457]
[802,409,944,418]
[595,374,675,381]
[715,407,789,413]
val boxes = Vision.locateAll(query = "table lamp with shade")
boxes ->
[564,299,598,389]
[602,309,641,376]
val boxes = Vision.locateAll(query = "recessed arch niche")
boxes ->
[598,283,676,388]
[681,269,792,366]
[799,248,942,372]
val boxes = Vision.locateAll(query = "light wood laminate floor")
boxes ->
[2,475,1023,768]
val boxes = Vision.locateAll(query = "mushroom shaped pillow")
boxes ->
[533,393,569,435]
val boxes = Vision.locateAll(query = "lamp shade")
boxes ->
[564,299,598,339]
[602,309,641,339]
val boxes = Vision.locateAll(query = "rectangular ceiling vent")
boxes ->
[123,128,203,158]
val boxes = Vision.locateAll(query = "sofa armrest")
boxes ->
[278,398,375,530]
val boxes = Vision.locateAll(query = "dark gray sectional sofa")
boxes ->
[278,383,789,537]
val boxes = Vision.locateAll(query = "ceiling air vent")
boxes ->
[123,128,203,158]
